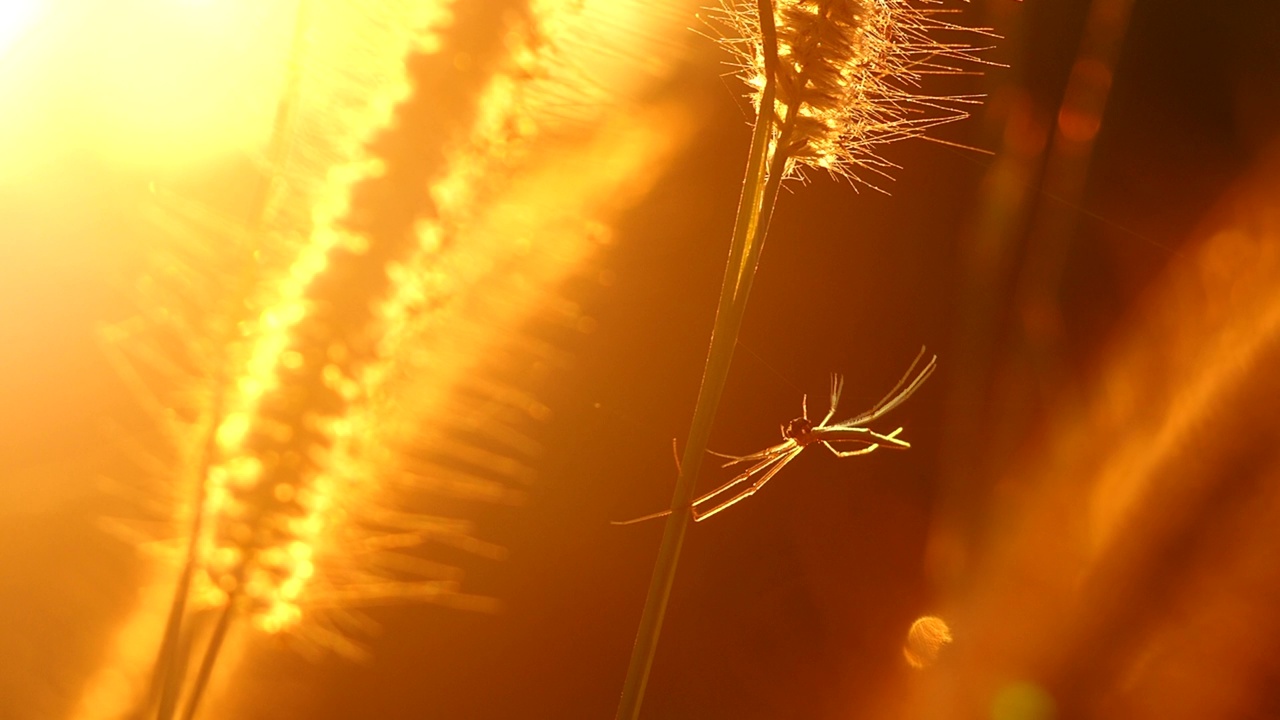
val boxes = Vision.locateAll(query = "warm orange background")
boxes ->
[3,1,1280,719]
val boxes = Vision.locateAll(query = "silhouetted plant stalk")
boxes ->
[138,4,463,720]
[616,1,985,717]
[78,1,690,719]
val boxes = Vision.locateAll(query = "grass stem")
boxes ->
[177,603,236,720]
[614,3,783,717]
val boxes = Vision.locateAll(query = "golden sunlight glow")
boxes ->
[68,0,692,717]
[1,0,298,172]
[0,0,40,60]
[0,0,46,182]
[84,0,300,167]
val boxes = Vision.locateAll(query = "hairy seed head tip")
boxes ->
[716,0,988,186]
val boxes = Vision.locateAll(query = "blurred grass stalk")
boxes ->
[904,148,1280,720]
[69,1,692,719]
[934,0,1136,589]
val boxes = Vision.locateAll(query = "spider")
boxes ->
[614,348,936,524]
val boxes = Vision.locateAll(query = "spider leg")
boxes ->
[822,440,880,458]
[873,426,909,446]
[692,447,804,522]
[819,424,908,458]
[839,349,937,426]
[610,508,675,526]
[708,439,798,466]
[801,393,809,421]
[820,373,843,426]
[612,448,793,526]
[817,425,909,448]
[691,452,792,510]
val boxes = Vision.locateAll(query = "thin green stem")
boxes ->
[614,2,784,718]
[177,602,237,720]
[145,5,311,718]
[149,395,220,720]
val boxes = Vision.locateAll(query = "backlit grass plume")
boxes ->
[70,1,690,719]
[715,0,986,186]
[83,4,463,720]
[617,1,985,717]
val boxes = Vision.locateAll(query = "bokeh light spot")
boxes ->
[903,615,952,669]
[992,681,1056,720]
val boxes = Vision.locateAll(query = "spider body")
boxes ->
[614,348,937,525]
[782,416,816,446]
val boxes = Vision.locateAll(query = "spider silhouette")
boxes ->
[614,349,936,524]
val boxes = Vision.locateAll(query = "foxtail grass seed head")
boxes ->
[191,0,688,640]
[716,0,988,186]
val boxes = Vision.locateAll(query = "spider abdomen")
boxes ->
[783,416,817,445]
